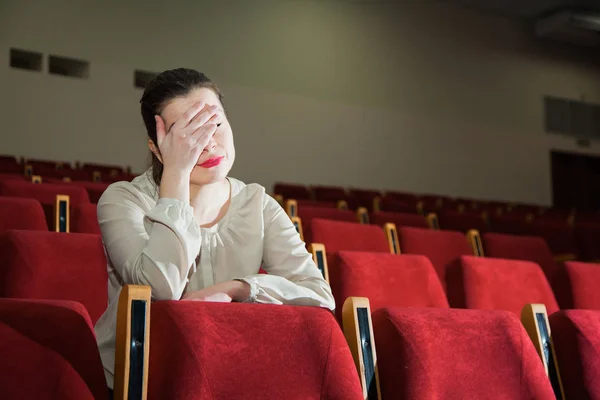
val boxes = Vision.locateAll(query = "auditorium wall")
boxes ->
[2,0,600,205]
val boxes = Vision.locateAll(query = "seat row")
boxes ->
[2,222,599,398]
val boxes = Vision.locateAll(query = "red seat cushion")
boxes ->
[482,233,559,283]
[330,252,448,322]
[71,203,100,234]
[311,218,390,253]
[0,230,108,324]
[553,261,600,310]
[372,307,554,400]
[149,301,363,400]
[370,211,428,229]
[446,255,559,316]
[0,197,48,231]
[0,299,107,399]
[550,310,600,400]
[398,227,472,288]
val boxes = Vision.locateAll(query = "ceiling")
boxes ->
[440,0,600,18]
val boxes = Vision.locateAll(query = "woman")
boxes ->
[94,68,335,391]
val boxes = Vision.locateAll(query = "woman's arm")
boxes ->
[98,183,201,301]
[236,195,336,310]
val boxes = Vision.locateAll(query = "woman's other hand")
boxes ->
[181,280,250,302]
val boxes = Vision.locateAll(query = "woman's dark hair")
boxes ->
[140,68,224,186]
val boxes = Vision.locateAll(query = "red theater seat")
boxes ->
[550,310,600,400]
[398,227,473,288]
[148,301,363,400]
[71,203,100,234]
[311,219,390,253]
[0,298,108,399]
[312,185,347,203]
[575,222,600,262]
[446,256,559,316]
[372,307,554,399]
[0,230,108,324]
[273,183,311,200]
[482,233,559,284]
[0,197,48,231]
[348,188,380,211]
[298,207,357,246]
[526,219,578,261]
[370,211,428,229]
[489,213,529,235]
[439,209,488,233]
[80,162,125,176]
[330,252,448,321]
[553,261,600,310]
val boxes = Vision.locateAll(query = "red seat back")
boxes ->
[553,261,600,310]
[398,227,472,288]
[438,210,488,233]
[446,256,559,316]
[489,213,529,235]
[0,231,108,324]
[0,197,48,231]
[550,310,600,400]
[526,219,577,258]
[149,301,363,400]
[273,183,311,200]
[298,207,357,246]
[330,252,448,321]
[372,307,554,400]
[575,222,600,262]
[71,203,100,234]
[0,180,90,205]
[371,211,428,229]
[312,185,347,203]
[482,233,559,282]
[311,219,389,253]
[0,299,108,399]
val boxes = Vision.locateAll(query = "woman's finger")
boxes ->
[171,101,206,134]
[189,123,218,149]
[186,105,219,132]
[155,115,166,147]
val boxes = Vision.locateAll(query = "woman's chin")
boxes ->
[190,165,229,185]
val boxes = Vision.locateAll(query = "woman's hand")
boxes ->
[155,102,222,176]
[181,280,251,303]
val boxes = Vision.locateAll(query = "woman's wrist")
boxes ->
[230,279,251,302]
[159,168,190,202]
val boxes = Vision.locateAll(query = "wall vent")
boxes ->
[48,55,89,79]
[10,48,43,72]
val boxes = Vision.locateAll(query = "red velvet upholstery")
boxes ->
[575,222,600,262]
[80,162,125,175]
[298,208,358,246]
[296,199,337,209]
[0,156,21,174]
[273,183,311,200]
[0,180,90,230]
[482,233,559,283]
[379,197,418,213]
[348,188,380,211]
[398,227,472,288]
[149,301,363,400]
[439,209,488,233]
[312,185,347,203]
[329,252,448,321]
[372,307,554,399]
[553,261,600,310]
[489,213,529,235]
[0,298,108,399]
[526,219,578,258]
[0,197,48,231]
[446,256,559,316]
[71,203,100,234]
[0,230,108,324]
[311,218,390,253]
[0,173,25,182]
[370,211,428,229]
[71,182,110,204]
[550,310,600,400]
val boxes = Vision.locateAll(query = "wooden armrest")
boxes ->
[291,216,304,242]
[357,207,369,224]
[92,171,102,182]
[285,199,298,217]
[24,164,33,177]
[31,175,42,184]
[114,285,152,400]
[342,297,381,400]
[466,230,484,257]
[273,194,284,206]
[308,243,329,282]
[426,213,439,230]
[337,200,348,210]
[372,196,382,213]
[55,195,70,233]
[384,223,400,254]
[521,304,565,400]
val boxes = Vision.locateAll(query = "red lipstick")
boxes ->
[198,156,224,168]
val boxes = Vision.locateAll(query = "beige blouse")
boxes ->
[94,170,334,388]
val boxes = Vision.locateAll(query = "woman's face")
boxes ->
[159,87,235,186]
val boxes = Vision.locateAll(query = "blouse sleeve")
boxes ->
[237,195,335,310]
[97,184,202,301]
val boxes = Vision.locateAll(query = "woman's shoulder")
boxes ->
[229,177,279,212]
